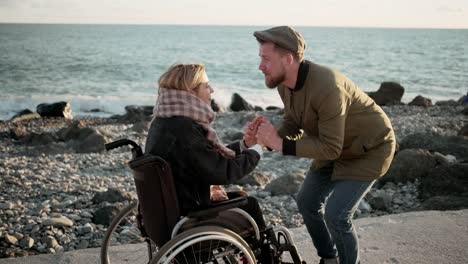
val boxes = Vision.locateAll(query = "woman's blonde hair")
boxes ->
[158,63,207,91]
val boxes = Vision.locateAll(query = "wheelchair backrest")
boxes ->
[129,154,180,246]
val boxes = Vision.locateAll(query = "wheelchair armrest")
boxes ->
[187,196,248,219]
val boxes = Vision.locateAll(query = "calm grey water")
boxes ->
[1,24,467,119]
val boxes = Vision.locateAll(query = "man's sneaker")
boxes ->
[319,257,339,264]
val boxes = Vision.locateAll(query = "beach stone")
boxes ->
[5,234,18,245]
[42,216,74,228]
[19,237,34,249]
[0,202,14,210]
[367,82,405,106]
[230,93,254,111]
[44,236,58,249]
[409,95,433,107]
[76,239,89,249]
[36,101,73,119]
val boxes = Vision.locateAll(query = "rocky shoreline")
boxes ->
[0,94,467,258]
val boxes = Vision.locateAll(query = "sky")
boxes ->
[0,0,467,29]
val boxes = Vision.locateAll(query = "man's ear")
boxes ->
[285,53,294,65]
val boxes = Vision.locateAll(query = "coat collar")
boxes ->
[291,60,310,92]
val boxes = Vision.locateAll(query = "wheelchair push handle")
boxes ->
[105,138,143,158]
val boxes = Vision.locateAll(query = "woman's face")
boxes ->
[193,82,214,105]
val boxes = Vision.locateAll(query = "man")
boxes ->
[253,26,396,264]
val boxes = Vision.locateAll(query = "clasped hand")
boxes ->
[243,115,283,152]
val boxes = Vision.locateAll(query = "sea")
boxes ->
[1,24,467,120]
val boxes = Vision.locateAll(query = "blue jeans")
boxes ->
[296,163,375,264]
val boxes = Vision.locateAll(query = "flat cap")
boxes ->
[254,26,306,55]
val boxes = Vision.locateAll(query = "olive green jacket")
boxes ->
[278,61,396,181]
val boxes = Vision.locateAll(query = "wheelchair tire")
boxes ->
[150,226,256,264]
[100,200,157,264]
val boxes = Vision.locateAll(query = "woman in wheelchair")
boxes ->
[145,63,269,235]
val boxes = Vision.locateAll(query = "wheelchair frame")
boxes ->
[101,138,305,264]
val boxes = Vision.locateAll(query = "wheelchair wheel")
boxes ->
[150,226,256,264]
[101,200,157,264]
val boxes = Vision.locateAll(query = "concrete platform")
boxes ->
[1,210,467,264]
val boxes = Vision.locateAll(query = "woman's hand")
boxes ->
[210,185,228,202]
[243,116,265,147]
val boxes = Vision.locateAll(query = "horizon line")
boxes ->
[0,22,467,30]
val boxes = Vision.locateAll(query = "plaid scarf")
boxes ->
[153,87,235,158]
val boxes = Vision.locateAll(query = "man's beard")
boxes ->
[265,72,286,89]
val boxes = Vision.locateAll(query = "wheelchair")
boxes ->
[101,139,305,264]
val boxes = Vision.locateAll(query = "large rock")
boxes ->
[91,188,133,204]
[419,196,468,211]
[264,171,305,195]
[71,128,109,153]
[400,133,468,161]
[93,204,123,226]
[409,95,433,107]
[117,105,154,123]
[230,93,254,112]
[56,120,88,141]
[19,132,56,146]
[36,101,73,119]
[10,109,41,123]
[458,124,468,137]
[237,171,272,186]
[418,163,468,200]
[380,149,437,183]
[367,82,405,106]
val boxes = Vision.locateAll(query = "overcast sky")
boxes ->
[0,0,467,29]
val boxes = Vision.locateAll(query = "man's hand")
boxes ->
[243,115,264,147]
[257,119,283,151]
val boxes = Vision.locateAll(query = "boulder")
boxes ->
[400,133,468,161]
[237,171,272,186]
[10,109,41,123]
[71,128,109,153]
[211,99,224,112]
[418,163,468,200]
[36,101,73,119]
[19,132,56,146]
[435,100,459,106]
[380,149,437,183]
[56,120,88,141]
[419,196,468,211]
[408,95,432,107]
[91,188,133,204]
[93,204,123,226]
[367,82,405,106]
[230,93,254,112]
[459,124,468,137]
[264,171,305,195]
